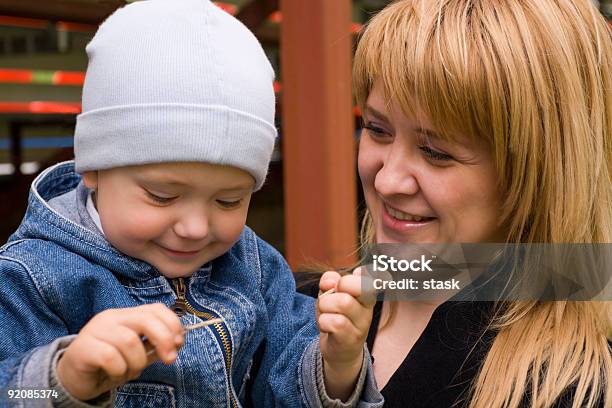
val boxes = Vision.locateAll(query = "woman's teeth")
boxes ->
[386,205,430,222]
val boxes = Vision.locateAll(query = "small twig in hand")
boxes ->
[144,317,225,356]
[320,287,336,297]
[184,318,224,332]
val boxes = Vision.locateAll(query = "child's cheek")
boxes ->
[104,205,166,244]
[214,210,249,245]
[127,208,169,240]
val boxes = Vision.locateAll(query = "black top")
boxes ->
[295,274,606,408]
[365,300,495,408]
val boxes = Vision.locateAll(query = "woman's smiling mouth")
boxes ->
[382,203,437,233]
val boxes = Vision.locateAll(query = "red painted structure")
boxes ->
[280,0,358,269]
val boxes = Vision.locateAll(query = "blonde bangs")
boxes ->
[354,0,501,146]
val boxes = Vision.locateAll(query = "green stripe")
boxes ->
[31,71,54,84]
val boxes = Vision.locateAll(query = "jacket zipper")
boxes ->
[171,277,238,408]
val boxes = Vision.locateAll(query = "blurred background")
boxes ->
[0,0,610,269]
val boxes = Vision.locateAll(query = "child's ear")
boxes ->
[82,171,98,190]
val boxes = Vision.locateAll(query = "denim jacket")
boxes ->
[0,162,383,408]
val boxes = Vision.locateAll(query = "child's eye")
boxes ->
[217,199,242,209]
[146,191,177,204]
[419,146,454,161]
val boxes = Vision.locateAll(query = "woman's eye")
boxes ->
[363,123,390,139]
[146,191,177,204]
[419,146,454,161]
[217,199,242,209]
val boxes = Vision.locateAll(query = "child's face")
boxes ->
[83,162,254,278]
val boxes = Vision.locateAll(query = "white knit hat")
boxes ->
[74,0,277,190]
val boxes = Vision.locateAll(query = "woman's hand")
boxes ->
[317,267,376,401]
[56,303,184,401]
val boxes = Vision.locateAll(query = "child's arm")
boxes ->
[0,257,183,406]
[0,258,75,397]
[317,268,376,402]
[249,236,382,407]
[56,303,184,401]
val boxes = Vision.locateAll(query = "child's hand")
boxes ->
[57,303,184,401]
[317,267,375,401]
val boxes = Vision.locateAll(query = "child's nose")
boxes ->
[173,211,210,240]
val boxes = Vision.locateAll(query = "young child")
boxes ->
[0,1,381,407]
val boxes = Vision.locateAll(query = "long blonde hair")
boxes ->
[353,1,612,407]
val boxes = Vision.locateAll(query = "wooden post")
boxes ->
[280,0,357,270]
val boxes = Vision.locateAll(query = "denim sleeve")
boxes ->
[302,339,383,408]
[248,238,384,407]
[247,237,319,407]
[48,347,115,408]
[0,256,74,406]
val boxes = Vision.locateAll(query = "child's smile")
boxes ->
[156,244,204,258]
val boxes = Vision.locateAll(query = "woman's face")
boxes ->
[358,81,506,244]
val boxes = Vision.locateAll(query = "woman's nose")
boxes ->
[374,146,420,197]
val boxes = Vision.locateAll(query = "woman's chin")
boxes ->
[375,224,440,244]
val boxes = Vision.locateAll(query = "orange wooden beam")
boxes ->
[0,69,85,86]
[0,101,81,114]
[0,0,122,25]
[280,0,357,269]
[56,21,97,33]
[0,15,48,29]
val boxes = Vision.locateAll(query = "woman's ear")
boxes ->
[82,171,98,190]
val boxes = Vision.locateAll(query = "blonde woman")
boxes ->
[319,0,611,407]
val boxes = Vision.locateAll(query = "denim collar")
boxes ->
[12,161,213,284]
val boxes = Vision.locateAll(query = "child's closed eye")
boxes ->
[146,191,178,204]
[216,199,242,209]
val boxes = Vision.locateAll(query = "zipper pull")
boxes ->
[170,277,188,316]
